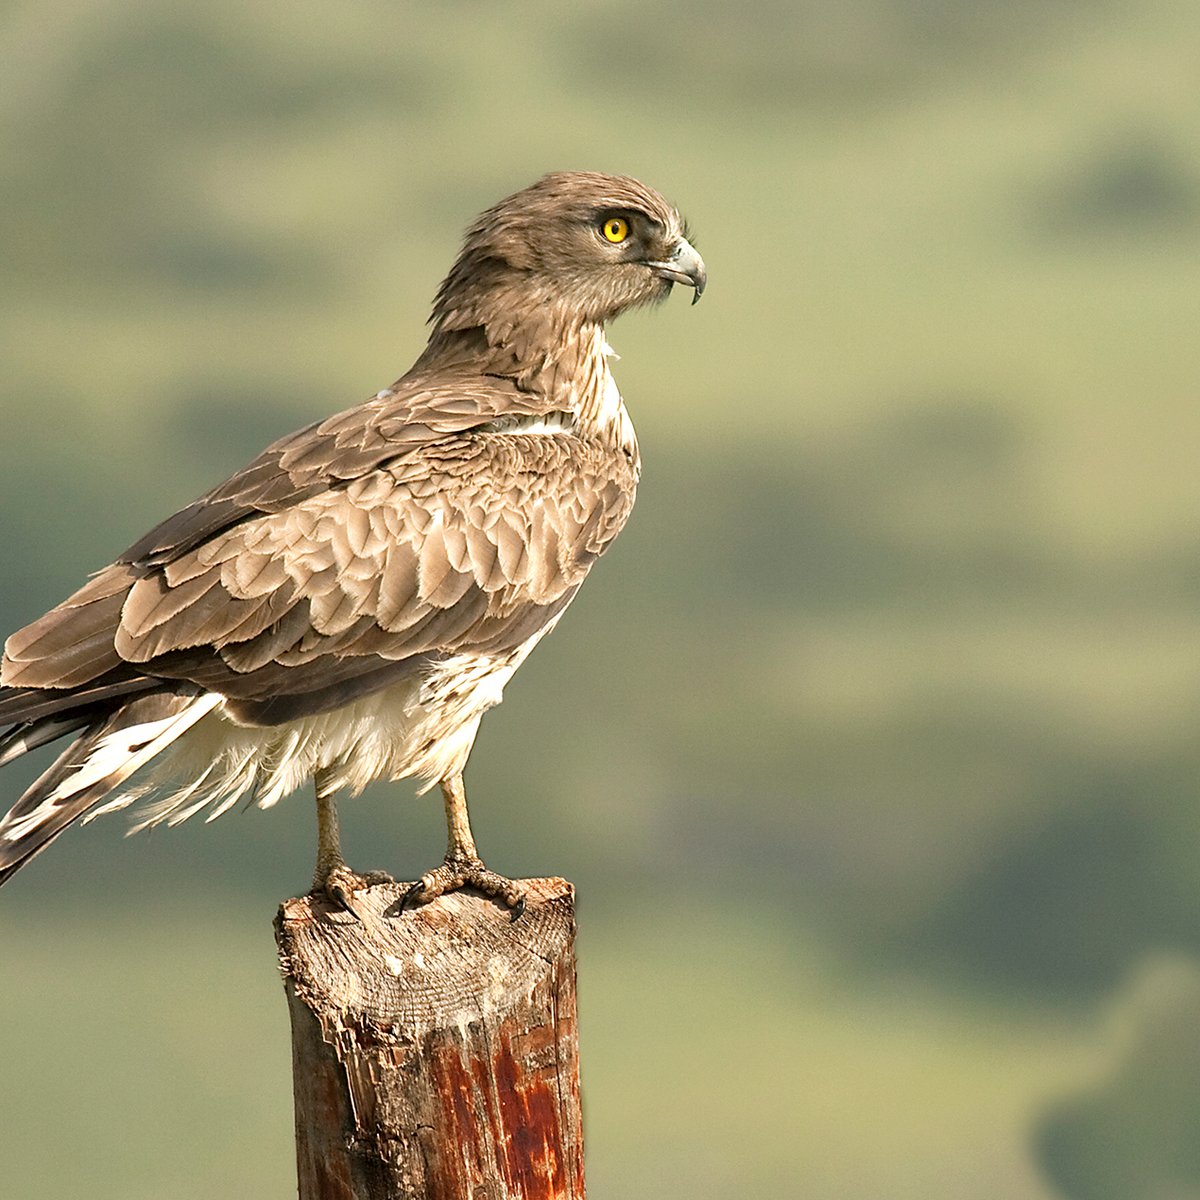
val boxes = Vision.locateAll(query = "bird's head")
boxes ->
[428,171,705,340]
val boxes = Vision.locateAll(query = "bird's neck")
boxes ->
[413,308,636,451]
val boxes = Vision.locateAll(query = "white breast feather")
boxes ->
[120,622,562,831]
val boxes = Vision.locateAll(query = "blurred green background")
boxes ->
[3,1,1200,1196]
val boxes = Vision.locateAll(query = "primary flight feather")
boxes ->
[0,171,705,913]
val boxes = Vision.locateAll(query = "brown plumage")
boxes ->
[0,171,705,912]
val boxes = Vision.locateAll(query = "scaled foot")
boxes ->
[401,854,526,921]
[312,864,395,918]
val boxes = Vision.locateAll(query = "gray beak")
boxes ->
[648,237,707,304]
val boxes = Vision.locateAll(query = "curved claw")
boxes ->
[313,867,394,919]
[324,880,361,921]
[400,878,427,913]
[399,855,526,919]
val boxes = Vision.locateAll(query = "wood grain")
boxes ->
[276,878,585,1199]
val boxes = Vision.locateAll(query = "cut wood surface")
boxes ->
[276,878,584,1200]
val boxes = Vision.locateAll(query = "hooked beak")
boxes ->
[647,237,707,304]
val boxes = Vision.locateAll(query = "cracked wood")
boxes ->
[276,877,584,1199]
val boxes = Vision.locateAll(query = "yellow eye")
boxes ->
[602,216,629,244]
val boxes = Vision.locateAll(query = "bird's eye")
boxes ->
[601,216,629,244]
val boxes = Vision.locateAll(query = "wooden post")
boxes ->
[274,877,585,1200]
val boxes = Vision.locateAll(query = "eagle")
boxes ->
[0,171,704,915]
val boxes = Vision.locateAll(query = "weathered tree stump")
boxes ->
[274,877,584,1200]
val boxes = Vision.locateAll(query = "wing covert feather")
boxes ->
[2,424,635,712]
[118,375,563,568]
[110,432,636,704]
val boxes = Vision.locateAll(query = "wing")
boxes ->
[5,429,636,727]
[2,372,570,694]
[119,370,566,567]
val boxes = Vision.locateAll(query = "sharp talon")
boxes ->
[313,865,388,919]
[400,854,523,917]
[401,879,426,913]
[329,884,361,920]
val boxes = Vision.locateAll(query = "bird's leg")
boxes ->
[310,770,393,916]
[443,769,479,861]
[402,773,525,920]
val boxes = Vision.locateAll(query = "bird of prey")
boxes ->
[0,171,704,915]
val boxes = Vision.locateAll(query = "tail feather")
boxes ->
[0,713,94,768]
[0,691,220,886]
[0,676,164,725]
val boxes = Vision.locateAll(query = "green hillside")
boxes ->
[3,2,1200,1195]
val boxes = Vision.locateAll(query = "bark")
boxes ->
[275,878,584,1200]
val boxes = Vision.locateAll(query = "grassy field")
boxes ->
[0,892,1108,1199]
[3,1,1200,1195]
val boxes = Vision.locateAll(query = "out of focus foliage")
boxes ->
[3,1,1200,1196]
